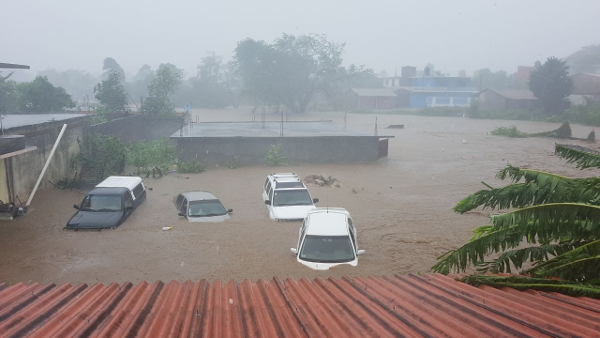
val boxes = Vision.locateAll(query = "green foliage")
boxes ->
[472,68,512,90]
[90,108,109,124]
[235,33,344,113]
[555,144,600,169]
[177,161,205,173]
[94,71,128,111]
[15,76,74,112]
[102,57,125,79]
[490,125,529,138]
[265,144,286,166]
[71,134,126,179]
[491,122,572,138]
[225,156,242,169]
[468,108,544,121]
[550,104,600,127]
[0,73,17,113]
[529,57,573,115]
[190,52,231,108]
[127,138,177,177]
[460,275,600,298]
[141,66,182,115]
[434,144,600,296]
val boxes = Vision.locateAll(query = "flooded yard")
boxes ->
[0,110,597,285]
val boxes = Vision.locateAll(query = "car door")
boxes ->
[123,193,134,221]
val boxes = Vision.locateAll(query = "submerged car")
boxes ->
[291,208,365,270]
[262,173,318,221]
[66,176,147,230]
[175,191,232,222]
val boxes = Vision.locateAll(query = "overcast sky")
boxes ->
[3,0,599,77]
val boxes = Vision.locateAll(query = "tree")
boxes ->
[102,57,125,79]
[529,57,573,115]
[0,73,17,113]
[37,68,98,104]
[235,33,345,113]
[190,52,234,108]
[15,76,74,112]
[141,65,182,115]
[472,68,511,90]
[94,71,128,111]
[322,64,380,110]
[432,144,600,298]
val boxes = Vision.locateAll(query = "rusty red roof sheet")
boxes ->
[0,274,599,337]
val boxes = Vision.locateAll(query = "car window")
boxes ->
[268,187,273,202]
[300,235,355,263]
[264,178,270,190]
[124,193,133,208]
[180,198,188,213]
[176,194,184,207]
[132,183,145,199]
[81,195,123,212]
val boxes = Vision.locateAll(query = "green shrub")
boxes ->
[266,144,286,166]
[127,138,177,177]
[490,125,529,138]
[548,105,600,126]
[178,161,205,173]
[225,156,242,169]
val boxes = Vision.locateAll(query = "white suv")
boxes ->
[291,208,365,270]
[262,173,318,221]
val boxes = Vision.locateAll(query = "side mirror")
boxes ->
[357,249,366,256]
[312,198,319,203]
[264,200,271,206]
[178,212,185,217]
[290,248,298,254]
[227,209,233,213]
[73,204,79,210]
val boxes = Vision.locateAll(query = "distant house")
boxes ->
[516,66,535,81]
[393,76,477,108]
[478,89,538,110]
[345,88,397,110]
[570,73,600,97]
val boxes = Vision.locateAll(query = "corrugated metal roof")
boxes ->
[482,89,538,100]
[0,274,598,337]
[349,88,398,97]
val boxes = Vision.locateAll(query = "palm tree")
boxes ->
[432,144,600,298]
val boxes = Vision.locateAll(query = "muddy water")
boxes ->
[0,109,597,285]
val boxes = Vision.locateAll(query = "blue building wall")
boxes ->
[409,92,474,108]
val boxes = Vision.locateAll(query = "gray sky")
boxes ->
[3,0,599,77]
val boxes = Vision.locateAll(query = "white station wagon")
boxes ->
[262,173,318,221]
[291,208,365,270]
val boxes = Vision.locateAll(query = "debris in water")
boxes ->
[162,227,172,231]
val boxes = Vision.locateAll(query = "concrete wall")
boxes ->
[4,116,91,204]
[91,115,184,145]
[572,73,600,96]
[479,90,507,110]
[175,136,381,165]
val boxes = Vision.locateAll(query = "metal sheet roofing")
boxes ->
[481,89,538,100]
[0,274,598,337]
[349,88,398,97]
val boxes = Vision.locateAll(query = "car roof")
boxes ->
[88,187,128,196]
[181,191,218,201]
[96,176,143,191]
[306,209,350,236]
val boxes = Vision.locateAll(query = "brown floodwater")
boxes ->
[0,109,597,285]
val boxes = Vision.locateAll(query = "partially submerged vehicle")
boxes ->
[66,176,147,230]
[175,191,232,222]
[262,173,318,221]
[291,208,365,270]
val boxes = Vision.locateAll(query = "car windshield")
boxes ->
[188,200,227,217]
[273,189,312,206]
[299,235,355,263]
[80,195,122,212]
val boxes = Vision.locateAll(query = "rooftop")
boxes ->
[348,88,397,97]
[0,274,597,337]
[1,114,88,130]
[96,176,142,191]
[482,88,538,100]
[171,121,393,138]
[307,209,349,236]
[181,191,218,201]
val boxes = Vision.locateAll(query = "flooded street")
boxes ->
[0,110,597,285]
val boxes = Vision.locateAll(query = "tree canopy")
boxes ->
[14,76,74,113]
[141,65,182,115]
[529,57,573,115]
[102,57,125,79]
[0,73,17,113]
[94,71,128,111]
[235,33,345,113]
[433,144,600,298]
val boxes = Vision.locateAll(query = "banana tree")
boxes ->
[432,144,600,298]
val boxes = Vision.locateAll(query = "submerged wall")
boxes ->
[91,115,184,145]
[174,136,382,165]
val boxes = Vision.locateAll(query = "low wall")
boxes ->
[92,115,184,145]
[4,116,91,204]
[174,136,381,165]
